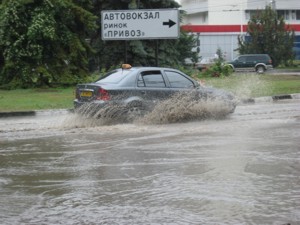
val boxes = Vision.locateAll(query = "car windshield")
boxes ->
[96,69,132,84]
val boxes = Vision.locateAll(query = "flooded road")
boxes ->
[0,100,300,225]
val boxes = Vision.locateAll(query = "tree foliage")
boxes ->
[0,0,197,88]
[0,0,97,88]
[237,6,295,67]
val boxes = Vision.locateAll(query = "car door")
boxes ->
[234,56,247,69]
[163,70,195,88]
[136,70,172,106]
[245,56,256,69]
[162,70,199,98]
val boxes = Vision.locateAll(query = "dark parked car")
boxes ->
[226,54,273,73]
[74,65,236,119]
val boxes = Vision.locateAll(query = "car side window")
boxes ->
[247,56,256,62]
[138,71,166,87]
[238,56,246,62]
[256,56,265,61]
[165,71,194,88]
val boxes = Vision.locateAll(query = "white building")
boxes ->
[180,0,300,60]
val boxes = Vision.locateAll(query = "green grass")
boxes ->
[0,74,299,112]
[203,74,300,98]
[0,88,74,112]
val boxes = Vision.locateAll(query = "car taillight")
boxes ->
[96,88,110,101]
[269,59,272,64]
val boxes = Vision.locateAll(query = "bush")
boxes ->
[200,61,233,78]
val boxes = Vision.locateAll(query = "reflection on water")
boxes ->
[0,101,300,224]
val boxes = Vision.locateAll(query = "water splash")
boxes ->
[232,74,272,100]
[63,103,128,128]
[138,92,233,125]
[65,92,234,127]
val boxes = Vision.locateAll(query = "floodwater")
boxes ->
[0,100,300,225]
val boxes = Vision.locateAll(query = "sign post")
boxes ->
[101,9,179,40]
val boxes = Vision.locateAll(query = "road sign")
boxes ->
[101,9,179,40]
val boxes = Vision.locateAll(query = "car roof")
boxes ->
[116,67,184,74]
[123,66,180,71]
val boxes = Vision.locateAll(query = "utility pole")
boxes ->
[270,0,276,10]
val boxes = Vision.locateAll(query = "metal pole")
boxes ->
[270,0,276,10]
[240,3,243,34]
[124,41,128,63]
[155,40,159,67]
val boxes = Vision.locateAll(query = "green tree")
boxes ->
[0,0,197,88]
[237,5,295,67]
[0,0,97,88]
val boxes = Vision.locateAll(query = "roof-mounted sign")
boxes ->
[101,9,179,40]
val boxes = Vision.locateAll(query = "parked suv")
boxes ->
[226,54,273,74]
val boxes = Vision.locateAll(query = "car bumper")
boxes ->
[73,99,109,111]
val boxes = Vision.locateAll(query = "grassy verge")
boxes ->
[203,74,300,98]
[0,88,74,112]
[0,74,299,112]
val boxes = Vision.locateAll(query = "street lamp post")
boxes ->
[270,0,276,10]
[240,3,244,35]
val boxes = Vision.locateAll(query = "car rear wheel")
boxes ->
[256,65,265,74]
[126,101,146,121]
[88,104,127,120]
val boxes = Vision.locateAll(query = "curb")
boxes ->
[0,109,72,118]
[0,111,36,118]
[241,93,300,104]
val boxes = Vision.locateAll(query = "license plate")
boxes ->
[80,91,93,97]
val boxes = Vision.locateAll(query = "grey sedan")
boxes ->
[74,65,236,120]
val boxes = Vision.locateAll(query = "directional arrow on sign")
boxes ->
[163,19,176,28]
